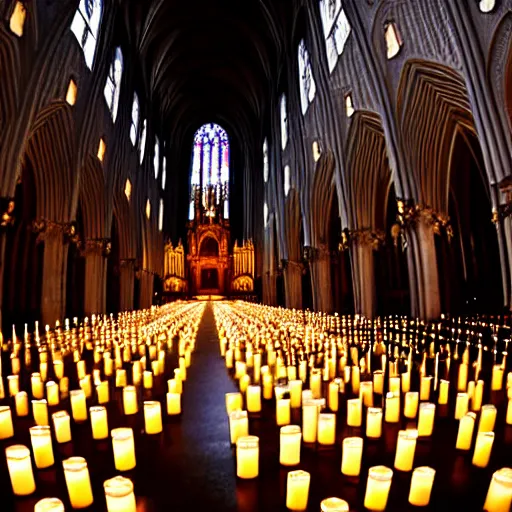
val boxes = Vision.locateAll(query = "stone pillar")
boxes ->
[119,259,135,312]
[309,245,333,313]
[263,271,277,305]
[139,270,154,310]
[82,240,109,316]
[351,242,376,318]
[283,260,303,310]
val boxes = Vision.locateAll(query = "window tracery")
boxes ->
[263,139,269,182]
[104,47,123,122]
[130,94,139,146]
[154,137,160,179]
[385,22,402,60]
[319,0,351,73]
[70,0,103,69]
[139,119,147,164]
[284,165,291,197]
[280,95,288,150]
[298,39,317,115]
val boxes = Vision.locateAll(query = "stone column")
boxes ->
[82,240,109,316]
[309,245,333,313]
[351,241,376,318]
[119,259,135,312]
[139,270,154,310]
[284,260,303,310]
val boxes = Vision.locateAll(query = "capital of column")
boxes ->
[0,197,15,228]
[338,227,385,251]
[80,238,111,257]
[32,218,79,245]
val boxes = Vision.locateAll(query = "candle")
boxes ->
[438,379,449,404]
[90,405,109,439]
[317,413,336,445]
[276,398,291,426]
[229,410,249,444]
[247,385,262,413]
[63,456,94,509]
[34,498,65,511]
[389,376,400,394]
[235,361,247,379]
[418,403,436,437]
[491,365,504,391]
[225,392,243,414]
[32,373,44,399]
[116,369,127,387]
[320,498,349,511]
[507,399,512,425]
[30,425,54,468]
[263,374,273,399]
[310,369,322,398]
[70,389,88,422]
[360,381,374,407]
[351,366,360,395]
[347,398,362,427]
[253,353,262,382]
[79,375,92,398]
[286,470,310,511]
[302,400,319,443]
[59,377,69,398]
[236,435,259,479]
[5,445,36,496]
[32,399,49,426]
[280,425,301,466]
[97,381,110,404]
[341,436,364,476]
[53,360,64,380]
[385,392,400,423]
[394,430,417,472]
[15,391,29,416]
[455,392,469,420]
[104,475,137,512]
[144,401,163,434]
[484,467,512,512]
[289,380,303,408]
[367,407,383,439]
[123,386,138,415]
[167,392,181,415]
[299,360,307,382]
[143,370,153,389]
[287,365,297,381]
[46,381,59,405]
[478,404,497,433]
[364,466,393,511]
[409,466,436,506]
[112,428,136,471]
[328,380,340,411]
[420,376,432,401]
[168,377,183,394]
[8,375,19,396]
[77,360,86,380]
[373,371,384,395]
[52,410,72,443]
[472,431,494,468]
[401,372,411,393]
[404,391,419,418]
[472,380,484,411]
[0,406,14,439]
[458,363,468,391]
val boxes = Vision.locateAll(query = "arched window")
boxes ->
[145,199,151,220]
[10,2,26,37]
[189,200,195,220]
[124,179,132,202]
[284,165,291,197]
[264,202,269,227]
[130,93,139,146]
[162,157,167,190]
[190,123,230,220]
[158,199,164,232]
[70,0,103,70]
[263,138,269,182]
[385,22,402,60]
[154,137,160,179]
[298,39,317,115]
[139,119,147,164]
[280,95,288,150]
[345,93,355,117]
[312,141,322,162]
[319,0,351,73]
[104,47,123,122]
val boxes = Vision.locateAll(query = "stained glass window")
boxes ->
[280,95,288,150]
[319,0,351,73]
[298,40,317,115]
[130,93,139,145]
[154,136,160,179]
[70,0,103,70]
[162,157,167,190]
[139,119,147,164]
[104,47,123,122]
[263,138,269,182]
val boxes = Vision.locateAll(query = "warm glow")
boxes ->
[479,0,495,12]
[385,23,402,59]
[124,179,132,202]
[145,199,151,220]
[10,2,26,37]
[66,79,78,106]
[158,199,164,232]
[312,141,321,162]
[345,94,355,117]
[97,138,106,162]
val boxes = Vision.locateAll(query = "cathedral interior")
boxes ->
[0,0,512,511]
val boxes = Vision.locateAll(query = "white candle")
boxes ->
[90,405,109,439]
[225,392,243,414]
[97,381,110,404]
[289,380,303,408]
[385,392,400,423]
[373,371,384,395]
[438,379,449,404]
[472,380,484,411]
[276,398,291,426]
[456,412,476,450]
[310,369,322,398]
[166,392,181,415]
[70,389,88,422]
[341,436,363,476]
[364,466,393,511]
[63,456,94,509]
[236,435,259,479]
[144,401,163,434]
[317,413,336,445]
[507,399,512,425]
[491,365,504,391]
[418,403,436,437]
[112,428,136,471]
[0,406,14,439]
[455,392,469,420]
[32,373,44,399]
[478,404,497,433]
[472,431,494,468]
[34,498,65,511]
[347,398,362,427]
[394,429,417,472]
[143,370,153,389]
[320,498,349,511]
[286,470,310,511]
[484,467,512,512]
[30,425,54,468]
[280,425,301,466]
[104,475,137,512]
[123,386,138,415]
[229,410,249,444]
[409,466,436,506]
[367,407,383,439]
[247,385,262,413]
[15,391,29,416]
[420,376,432,401]
[32,399,49,426]
[52,410,72,443]
[46,380,59,406]
[360,381,374,407]
[8,375,19,396]
[6,444,36,496]
[302,400,319,443]
[404,391,419,419]
[458,363,468,391]
[389,376,400,394]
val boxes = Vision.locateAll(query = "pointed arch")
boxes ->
[80,155,106,239]
[0,25,20,132]
[285,188,302,262]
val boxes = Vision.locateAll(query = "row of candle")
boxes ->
[214,301,512,512]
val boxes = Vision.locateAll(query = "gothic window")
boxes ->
[70,0,103,70]
[298,39,317,115]
[280,95,288,150]
[312,141,322,162]
[158,199,164,231]
[145,199,151,220]
[66,79,78,106]
[284,165,291,197]
[10,2,26,37]
[154,137,160,179]
[319,0,351,73]
[124,179,132,202]
[385,22,402,60]
[104,47,123,122]
[264,202,269,227]
[139,119,147,164]
[97,138,106,162]
[263,138,269,182]
[479,0,495,12]
[345,93,355,117]
[130,93,139,146]
[162,157,167,190]
[189,200,194,221]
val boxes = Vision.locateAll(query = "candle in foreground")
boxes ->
[70,390,88,422]
[280,425,301,466]
[144,401,163,434]
[302,400,319,443]
[409,466,436,506]
[367,407,383,438]
[478,404,497,433]
[455,392,469,420]
[404,392,419,419]
[320,497,349,511]
[347,398,362,427]
[167,392,181,415]
[15,391,29,416]
[104,475,137,512]
[230,410,249,445]
[456,412,476,450]
[364,466,393,511]
[472,431,494,468]
[394,430,417,472]
[30,425,54,468]
[90,406,109,440]
[112,428,136,471]
[418,403,435,437]
[341,436,364,476]
[385,393,400,423]
[236,435,259,479]
[247,385,262,413]
[97,381,110,404]
[63,456,94,509]
[53,410,72,443]
[484,467,512,512]
[0,406,14,439]
[286,470,310,511]
[32,399,49,426]
[318,413,336,445]
[5,444,36,496]
[34,498,65,511]
[123,386,138,415]
[225,392,243,414]
[46,381,59,405]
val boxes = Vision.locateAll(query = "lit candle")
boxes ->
[409,466,436,506]
[286,470,310,511]
[287,365,297,381]
[420,376,432,401]
[32,399,49,426]
[364,466,393,511]
[236,435,259,479]
[79,375,92,398]
[116,369,127,387]
[30,425,54,468]
[247,385,262,413]
[472,431,494,468]
[351,366,360,395]
[458,363,468,391]
[5,444,36,496]
[168,377,182,394]
[235,361,247,379]
[491,365,504,391]
[76,360,86,380]
[373,371,384,395]
[478,404,497,433]
[225,392,243,414]
[303,400,319,443]
[320,498,349,511]
[277,398,291,426]
[0,406,14,439]
[347,398,362,427]
[166,392,181,415]
[438,379,449,405]
[310,369,322,398]
[385,392,400,423]
[404,391,419,419]
[360,381,374,407]
[317,413,336,445]
[472,380,484,411]
[144,401,163,434]
[59,377,69,398]
[15,391,29,416]
[123,386,138,415]
[389,376,400,394]
[63,456,94,509]
[111,428,136,471]
[90,405,109,439]
[229,410,249,444]
[70,389,88,422]
[104,475,137,512]
[455,392,469,420]
[418,403,436,437]
[289,380,303,408]
[280,425,301,466]
[52,411,72,443]
[507,399,512,425]
[54,360,64,380]
[328,380,340,411]
[34,498,65,511]
[97,381,110,404]
[46,381,59,406]
[263,374,273,399]
[367,407,383,439]
[8,375,19,396]
[394,430,417,472]
[341,436,363,476]
[143,370,153,389]
[484,467,512,512]
[401,372,411,393]
[32,373,44,399]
